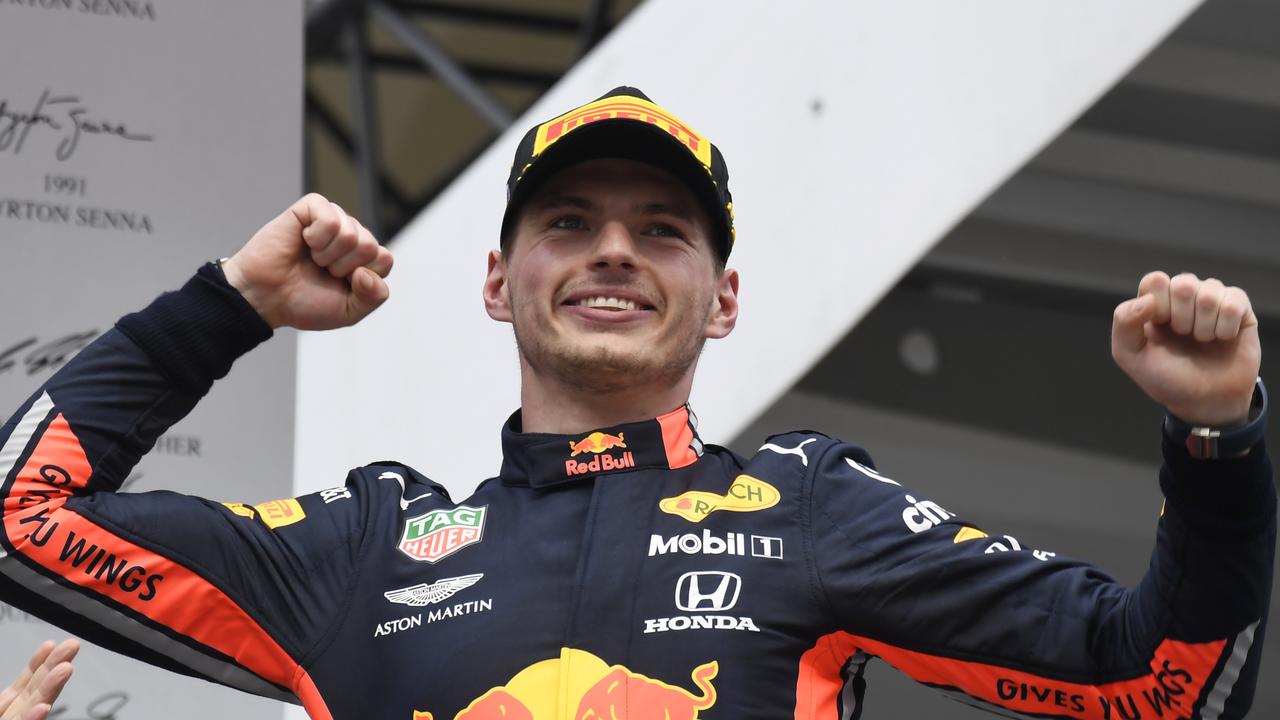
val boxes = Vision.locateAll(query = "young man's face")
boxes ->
[484,158,739,394]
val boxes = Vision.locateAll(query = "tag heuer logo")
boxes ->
[399,506,487,563]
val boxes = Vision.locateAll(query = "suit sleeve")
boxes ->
[0,266,367,713]
[806,435,1275,720]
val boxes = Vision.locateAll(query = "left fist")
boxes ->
[1112,272,1261,426]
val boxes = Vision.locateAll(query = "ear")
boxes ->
[483,249,513,323]
[704,268,739,339]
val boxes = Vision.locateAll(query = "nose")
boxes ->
[589,219,639,270]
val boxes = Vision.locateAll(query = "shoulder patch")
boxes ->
[221,498,306,529]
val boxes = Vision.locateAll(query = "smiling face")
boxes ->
[484,158,738,395]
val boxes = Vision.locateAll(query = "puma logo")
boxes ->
[758,438,816,466]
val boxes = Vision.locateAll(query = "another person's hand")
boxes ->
[1112,272,1261,426]
[221,193,395,330]
[0,639,79,720]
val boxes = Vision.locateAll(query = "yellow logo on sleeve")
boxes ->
[224,499,306,529]
[254,498,306,529]
[222,502,255,519]
[953,526,989,544]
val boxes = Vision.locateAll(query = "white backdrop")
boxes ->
[0,2,301,718]
[294,0,1202,502]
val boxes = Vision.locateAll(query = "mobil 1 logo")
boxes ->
[648,530,783,560]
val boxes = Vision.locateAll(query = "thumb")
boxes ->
[1112,294,1155,357]
[346,266,390,322]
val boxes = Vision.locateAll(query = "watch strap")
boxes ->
[1162,378,1268,460]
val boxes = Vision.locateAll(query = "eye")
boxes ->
[551,215,586,231]
[645,223,684,239]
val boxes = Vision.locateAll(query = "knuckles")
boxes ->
[315,216,342,241]
[352,240,379,265]
[332,231,358,253]
[1195,292,1221,311]
[1139,270,1169,291]
[1112,302,1129,324]
[1168,273,1199,299]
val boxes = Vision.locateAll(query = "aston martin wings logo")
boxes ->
[384,574,484,607]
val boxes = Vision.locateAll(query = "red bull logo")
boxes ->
[569,432,628,456]
[566,432,634,477]
[413,649,718,720]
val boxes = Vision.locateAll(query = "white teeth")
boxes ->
[579,296,640,311]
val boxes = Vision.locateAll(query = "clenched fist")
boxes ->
[221,194,395,330]
[1112,272,1261,427]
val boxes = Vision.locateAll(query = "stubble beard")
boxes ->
[511,300,710,396]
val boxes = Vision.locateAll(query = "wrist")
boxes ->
[1169,397,1254,428]
[1163,378,1267,459]
[218,256,283,329]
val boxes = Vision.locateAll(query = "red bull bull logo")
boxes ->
[569,432,628,456]
[566,432,634,477]
[413,649,718,720]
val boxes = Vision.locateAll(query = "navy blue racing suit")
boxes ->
[0,265,1274,719]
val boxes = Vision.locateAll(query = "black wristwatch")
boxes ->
[1162,377,1268,459]
[210,257,231,282]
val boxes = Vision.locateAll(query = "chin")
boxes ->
[514,318,699,392]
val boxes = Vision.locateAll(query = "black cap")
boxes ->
[501,86,735,261]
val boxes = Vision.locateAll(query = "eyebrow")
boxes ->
[637,202,698,224]
[530,194,698,224]
[530,194,595,212]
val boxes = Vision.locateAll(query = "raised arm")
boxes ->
[0,195,392,711]
[804,273,1273,719]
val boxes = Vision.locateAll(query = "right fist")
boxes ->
[221,194,394,330]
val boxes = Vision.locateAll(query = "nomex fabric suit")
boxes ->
[0,266,1275,719]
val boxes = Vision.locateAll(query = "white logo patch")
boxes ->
[647,531,783,560]
[759,438,816,466]
[379,470,434,510]
[751,535,784,559]
[384,573,484,607]
[902,494,954,534]
[983,535,1056,562]
[319,487,352,504]
[643,571,760,634]
[676,571,741,612]
[845,457,900,486]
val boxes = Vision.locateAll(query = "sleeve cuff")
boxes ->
[1159,433,1276,539]
[115,263,273,394]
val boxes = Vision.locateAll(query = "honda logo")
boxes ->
[675,571,742,612]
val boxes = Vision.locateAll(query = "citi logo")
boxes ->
[902,494,954,534]
[676,571,741,612]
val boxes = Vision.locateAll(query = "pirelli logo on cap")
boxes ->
[533,96,712,169]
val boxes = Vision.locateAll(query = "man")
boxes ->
[0,87,1273,719]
